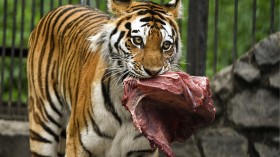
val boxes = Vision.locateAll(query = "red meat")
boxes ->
[122,72,216,157]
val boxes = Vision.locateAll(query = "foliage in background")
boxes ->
[0,0,279,104]
[207,0,280,76]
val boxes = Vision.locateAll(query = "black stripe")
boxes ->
[114,31,126,52]
[29,7,60,92]
[155,18,166,25]
[137,9,167,16]
[48,7,87,106]
[125,22,132,38]
[48,100,62,117]
[110,16,132,38]
[75,15,109,34]
[56,8,92,32]
[130,3,163,10]
[126,149,156,157]
[133,133,143,140]
[41,121,60,143]
[51,61,64,109]
[37,98,48,122]
[37,7,63,98]
[101,72,122,126]
[77,121,93,157]
[30,129,52,144]
[31,151,51,157]
[140,17,153,23]
[57,153,65,157]
[83,102,89,133]
[35,4,61,116]
[44,16,63,118]
[45,110,61,128]
[139,16,166,26]
[88,110,113,139]
[61,129,66,138]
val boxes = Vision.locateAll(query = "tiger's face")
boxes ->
[90,0,182,78]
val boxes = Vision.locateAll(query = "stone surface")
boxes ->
[0,120,30,157]
[272,136,280,143]
[253,32,280,66]
[199,128,248,157]
[254,143,280,157]
[269,69,280,89]
[211,65,233,101]
[234,61,260,83]
[0,135,30,157]
[159,136,201,157]
[0,120,29,136]
[228,89,279,127]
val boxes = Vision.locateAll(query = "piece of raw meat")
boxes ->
[122,72,216,157]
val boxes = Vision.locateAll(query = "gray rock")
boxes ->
[269,69,280,89]
[254,143,280,157]
[228,89,280,127]
[199,128,248,157]
[0,120,30,157]
[254,32,280,66]
[0,120,29,136]
[0,135,30,157]
[234,61,260,83]
[168,136,201,157]
[211,65,233,101]
[272,136,280,143]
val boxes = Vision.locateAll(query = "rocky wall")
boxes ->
[165,32,280,157]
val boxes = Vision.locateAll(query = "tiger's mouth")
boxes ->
[122,72,216,157]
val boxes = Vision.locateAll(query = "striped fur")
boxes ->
[27,1,182,157]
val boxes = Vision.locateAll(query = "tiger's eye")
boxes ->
[132,36,143,46]
[162,41,172,51]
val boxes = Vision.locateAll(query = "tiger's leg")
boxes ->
[107,124,159,157]
[65,118,91,157]
[28,95,64,157]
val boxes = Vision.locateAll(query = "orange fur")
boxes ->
[27,1,181,156]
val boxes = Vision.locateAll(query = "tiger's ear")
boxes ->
[107,0,132,16]
[164,0,183,18]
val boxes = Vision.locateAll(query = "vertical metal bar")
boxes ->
[187,0,209,76]
[18,0,25,116]
[213,0,219,74]
[9,0,18,117]
[270,0,275,33]
[1,0,8,111]
[50,0,54,10]
[31,0,36,31]
[187,1,198,75]
[40,0,44,18]
[252,0,257,44]
[233,0,238,61]
[96,0,100,9]
[86,0,90,5]
[59,0,62,6]
[68,0,72,4]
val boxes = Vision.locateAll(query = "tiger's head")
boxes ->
[90,0,182,78]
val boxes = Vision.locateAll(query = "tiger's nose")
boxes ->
[143,67,162,76]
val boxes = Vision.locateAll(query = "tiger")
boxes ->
[27,0,182,156]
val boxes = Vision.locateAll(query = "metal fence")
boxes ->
[0,0,279,120]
